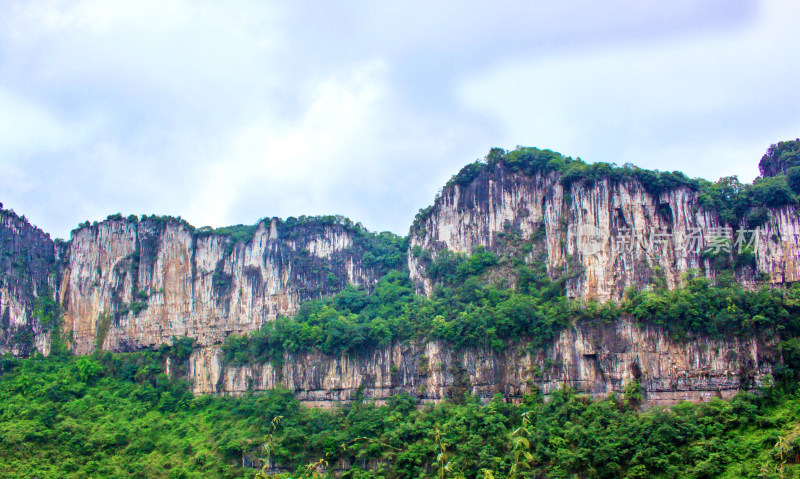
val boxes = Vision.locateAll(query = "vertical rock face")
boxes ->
[408,165,800,299]
[189,318,773,407]
[0,208,61,356]
[755,206,800,284]
[3,147,799,407]
[60,217,384,354]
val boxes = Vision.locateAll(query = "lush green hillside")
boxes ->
[1,348,799,478]
[5,232,799,477]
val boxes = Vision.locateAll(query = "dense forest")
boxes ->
[2,347,799,478]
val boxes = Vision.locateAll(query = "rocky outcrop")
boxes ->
[408,166,800,300]
[189,317,773,406]
[758,139,800,177]
[60,217,385,354]
[0,208,61,356]
[3,145,799,408]
[754,205,800,284]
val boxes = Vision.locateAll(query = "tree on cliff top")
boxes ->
[759,138,800,177]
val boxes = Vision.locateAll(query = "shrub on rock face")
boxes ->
[787,166,800,194]
[759,138,800,177]
[750,175,796,208]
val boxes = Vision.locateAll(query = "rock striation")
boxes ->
[2,148,799,406]
[189,317,773,407]
[0,208,62,356]
[408,166,800,300]
[59,216,385,354]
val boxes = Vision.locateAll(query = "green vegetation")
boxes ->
[624,271,800,344]
[0,344,248,479]
[8,140,800,478]
[759,139,800,177]
[444,146,701,199]
[222,255,578,362]
[201,224,259,243]
[355,230,407,273]
[223,227,800,366]
[94,311,112,350]
[2,349,800,478]
[86,213,407,274]
[420,144,800,230]
[196,223,260,255]
[31,291,59,328]
[77,214,193,233]
[422,245,499,284]
[279,215,408,273]
[697,175,796,228]
[279,214,356,236]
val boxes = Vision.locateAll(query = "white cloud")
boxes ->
[0,90,78,153]
[187,60,390,227]
[0,0,796,238]
[457,1,800,182]
[11,0,193,35]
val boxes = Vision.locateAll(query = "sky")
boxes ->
[1,0,799,240]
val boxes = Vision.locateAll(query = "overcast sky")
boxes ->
[1,0,799,239]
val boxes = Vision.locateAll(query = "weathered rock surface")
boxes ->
[408,166,800,299]
[0,208,61,356]
[59,217,385,354]
[2,154,798,406]
[189,317,773,406]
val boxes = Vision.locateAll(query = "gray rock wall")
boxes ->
[409,166,800,300]
[189,317,773,406]
[0,208,60,356]
[2,159,797,406]
[60,217,384,354]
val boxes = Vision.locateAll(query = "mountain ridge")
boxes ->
[2,140,800,405]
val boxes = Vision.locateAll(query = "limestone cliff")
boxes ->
[0,208,61,356]
[3,143,799,408]
[408,165,800,300]
[60,216,386,354]
[189,317,773,407]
